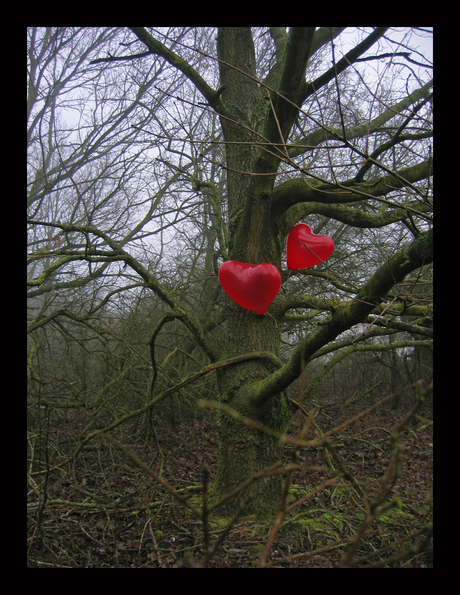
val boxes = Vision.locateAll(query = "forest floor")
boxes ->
[27,396,433,568]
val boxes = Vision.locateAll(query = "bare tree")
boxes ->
[27,27,433,517]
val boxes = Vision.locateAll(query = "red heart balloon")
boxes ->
[218,260,281,315]
[286,224,334,270]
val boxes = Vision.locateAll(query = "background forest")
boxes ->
[27,27,433,568]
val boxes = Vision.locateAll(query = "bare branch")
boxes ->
[128,27,224,110]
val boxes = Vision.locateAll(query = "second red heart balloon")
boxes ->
[218,260,281,315]
[286,224,334,270]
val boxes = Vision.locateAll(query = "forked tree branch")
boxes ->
[128,27,225,111]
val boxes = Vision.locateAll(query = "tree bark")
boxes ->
[211,28,294,515]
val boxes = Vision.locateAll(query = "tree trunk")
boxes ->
[213,304,291,516]
[211,28,298,516]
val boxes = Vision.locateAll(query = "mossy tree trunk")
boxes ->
[207,28,312,515]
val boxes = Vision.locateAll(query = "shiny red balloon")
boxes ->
[286,224,334,270]
[218,260,281,315]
